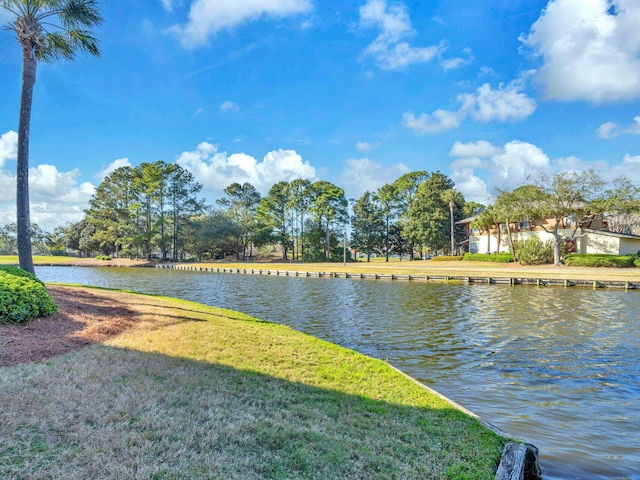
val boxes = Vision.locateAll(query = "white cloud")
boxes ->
[340,158,409,198]
[0,163,96,231]
[0,130,18,168]
[491,141,551,187]
[608,155,640,184]
[460,79,537,122]
[220,100,240,113]
[402,109,464,134]
[598,116,640,138]
[447,139,552,198]
[450,140,504,158]
[522,0,640,102]
[170,0,313,49]
[626,116,640,134]
[403,76,535,134]
[160,0,175,11]
[0,131,96,229]
[176,142,316,195]
[355,141,381,152]
[96,158,132,183]
[448,141,640,201]
[441,47,474,71]
[450,169,491,205]
[597,121,619,139]
[358,0,443,70]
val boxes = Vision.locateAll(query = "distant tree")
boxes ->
[463,201,484,218]
[167,165,204,260]
[472,205,500,253]
[85,166,135,258]
[1,0,102,273]
[187,211,241,261]
[520,170,606,265]
[376,183,399,262]
[308,181,348,261]
[288,178,311,260]
[405,172,456,255]
[258,181,292,260]
[0,223,18,255]
[492,185,538,258]
[392,171,428,258]
[351,191,384,261]
[598,177,640,235]
[0,222,51,255]
[387,224,408,259]
[217,182,262,260]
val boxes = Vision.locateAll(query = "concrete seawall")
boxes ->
[156,264,639,291]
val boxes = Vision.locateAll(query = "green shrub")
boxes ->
[563,254,636,268]
[0,265,42,284]
[0,270,58,324]
[430,255,464,261]
[635,257,640,267]
[463,253,514,263]
[514,237,554,265]
[95,255,112,261]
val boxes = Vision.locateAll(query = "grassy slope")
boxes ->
[0,288,505,480]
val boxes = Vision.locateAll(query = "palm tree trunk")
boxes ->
[385,216,389,262]
[17,49,36,275]
[449,202,455,255]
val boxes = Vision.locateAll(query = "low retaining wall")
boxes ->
[156,264,639,291]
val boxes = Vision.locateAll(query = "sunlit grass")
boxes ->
[1,287,506,479]
[0,255,79,265]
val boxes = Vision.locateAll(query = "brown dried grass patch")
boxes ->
[0,285,140,367]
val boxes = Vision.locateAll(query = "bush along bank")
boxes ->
[0,266,58,324]
[563,253,639,268]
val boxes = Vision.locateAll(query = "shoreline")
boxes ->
[4,255,640,283]
[2,284,510,479]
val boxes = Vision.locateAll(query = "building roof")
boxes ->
[583,229,640,240]
[455,216,478,225]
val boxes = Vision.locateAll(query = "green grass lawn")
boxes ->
[0,288,506,479]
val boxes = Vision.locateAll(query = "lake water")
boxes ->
[37,266,640,479]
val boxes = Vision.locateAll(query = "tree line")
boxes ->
[14,166,473,262]
[2,164,638,264]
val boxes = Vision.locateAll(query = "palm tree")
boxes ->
[441,188,458,255]
[1,0,102,274]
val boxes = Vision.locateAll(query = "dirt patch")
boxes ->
[0,285,140,367]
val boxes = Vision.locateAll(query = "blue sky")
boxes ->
[1,0,639,231]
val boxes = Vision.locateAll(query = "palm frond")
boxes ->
[60,0,102,29]
[68,28,99,56]
[40,30,73,60]
[3,0,102,60]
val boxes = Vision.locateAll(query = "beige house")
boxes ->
[457,216,640,256]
